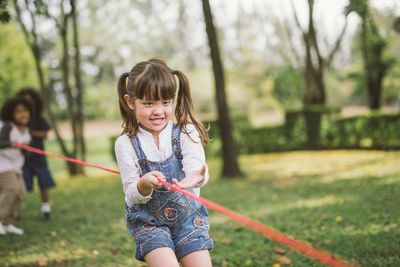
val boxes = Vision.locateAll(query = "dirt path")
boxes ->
[48,120,123,139]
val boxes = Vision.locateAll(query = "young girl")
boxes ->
[0,96,32,235]
[17,88,56,220]
[115,58,213,267]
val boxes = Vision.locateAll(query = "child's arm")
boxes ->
[31,117,51,138]
[176,124,210,189]
[115,135,165,206]
[31,130,48,138]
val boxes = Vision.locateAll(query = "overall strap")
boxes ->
[172,124,183,163]
[130,136,149,175]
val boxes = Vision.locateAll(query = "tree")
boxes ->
[14,0,86,175]
[201,0,242,178]
[290,0,349,106]
[0,0,10,23]
[347,0,394,110]
[288,0,349,147]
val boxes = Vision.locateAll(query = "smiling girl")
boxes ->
[114,58,213,267]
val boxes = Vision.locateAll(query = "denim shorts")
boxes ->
[125,191,213,261]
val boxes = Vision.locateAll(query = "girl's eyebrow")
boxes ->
[140,99,172,102]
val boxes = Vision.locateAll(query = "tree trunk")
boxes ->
[291,0,347,147]
[201,0,243,178]
[354,0,390,110]
[71,0,86,161]
[67,161,84,176]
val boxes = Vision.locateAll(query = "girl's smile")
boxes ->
[124,95,173,136]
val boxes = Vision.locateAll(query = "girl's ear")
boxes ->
[124,94,135,111]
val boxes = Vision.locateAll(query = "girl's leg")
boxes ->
[180,250,212,267]
[144,247,180,267]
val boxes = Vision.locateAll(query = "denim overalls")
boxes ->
[125,125,213,261]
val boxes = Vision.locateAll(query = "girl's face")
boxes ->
[125,95,173,135]
[13,104,30,126]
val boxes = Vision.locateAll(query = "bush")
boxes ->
[206,111,400,155]
[323,113,400,149]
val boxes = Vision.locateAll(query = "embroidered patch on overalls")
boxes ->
[163,208,178,220]
[193,217,208,229]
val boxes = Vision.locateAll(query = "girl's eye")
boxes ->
[163,101,172,105]
[143,102,152,107]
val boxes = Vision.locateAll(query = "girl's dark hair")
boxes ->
[16,87,43,116]
[1,96,32,123]
[117,58,209,144]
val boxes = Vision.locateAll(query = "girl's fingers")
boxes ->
[172,178,182,187]
[152,171,166,180]
[151,176,163,188]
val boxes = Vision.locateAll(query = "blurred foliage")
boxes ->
[0,0,10,24]
[201,112,400,157]
[0,23,39,104]
[345,2,399,108]
[272,66,303,109]
[0,1,399,121]
[325,113,400,149]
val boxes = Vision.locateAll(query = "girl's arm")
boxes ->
[178,124,210,189]
[115,134,155,206]
[31,130,48,138]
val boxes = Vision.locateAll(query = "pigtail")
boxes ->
[117,72,138,137]
[174,70,209,145]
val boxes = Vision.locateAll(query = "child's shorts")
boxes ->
[126,203,213,261]
[23,164,56,191]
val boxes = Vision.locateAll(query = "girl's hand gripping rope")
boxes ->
[137,171,166,196]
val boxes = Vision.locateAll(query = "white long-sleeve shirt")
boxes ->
[115,121,209,207]
[0,121,31,174]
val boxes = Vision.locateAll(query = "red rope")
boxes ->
[14,143,355,267]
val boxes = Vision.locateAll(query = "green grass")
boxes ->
[1,150,399,267]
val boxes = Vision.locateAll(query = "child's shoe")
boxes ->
[41,203,51,220]
[4,224,24,235]
[42,212,51,220]
[0,222,6,235]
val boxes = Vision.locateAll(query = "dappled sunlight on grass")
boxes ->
[378,174,400,185]
[240,150,399,183]
[252,195,351,217]
[341,222,398,237]
[2,247,92,267]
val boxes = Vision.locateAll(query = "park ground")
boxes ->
[0,123,399,267]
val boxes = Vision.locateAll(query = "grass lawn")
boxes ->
[1,150,399,267]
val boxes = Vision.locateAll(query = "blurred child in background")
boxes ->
[17,88,56,220]
[0,96,32,235]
